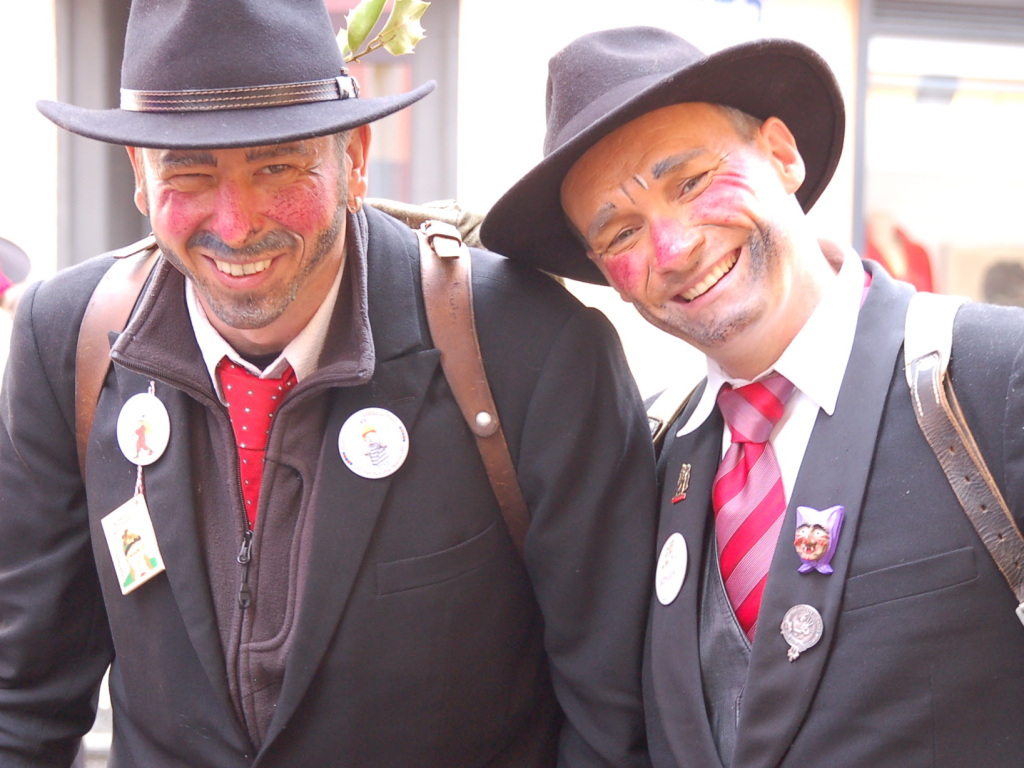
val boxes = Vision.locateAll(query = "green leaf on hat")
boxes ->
[342,0,387,59]
[379,0,429,57]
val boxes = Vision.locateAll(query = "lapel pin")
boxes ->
[339,407,409,479]
[794,504,845,574]
[781,604,823,661]
[655,532,688,606]
[671,463,691,504]
[116,383,170,467]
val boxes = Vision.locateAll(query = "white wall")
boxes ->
[0,3,59,366]
[0,4,59,282]
[456,0,857,397]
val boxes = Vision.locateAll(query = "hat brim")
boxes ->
[37,81,436,149]
[0,237,30,282]
[480,40,844,284]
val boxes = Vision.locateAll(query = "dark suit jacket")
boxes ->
[646,262,1024,768]
[0,207,656,767]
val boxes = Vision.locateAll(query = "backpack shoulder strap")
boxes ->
[903,291,966,387]
[417,220,531,557]
[646,379,700,457]
[75,237,159,475]
[904,291,1024,624]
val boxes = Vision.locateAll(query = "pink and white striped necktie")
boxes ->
[712,373,795,641]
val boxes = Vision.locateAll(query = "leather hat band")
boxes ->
[120,74,360,112]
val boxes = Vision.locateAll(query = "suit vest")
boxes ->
[699,519,752,767]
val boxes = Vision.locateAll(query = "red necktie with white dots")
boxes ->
[712,373,795,641]
[216,358,296,528]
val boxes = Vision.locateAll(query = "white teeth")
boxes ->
[682,251,739,302]
[214,258,272,277]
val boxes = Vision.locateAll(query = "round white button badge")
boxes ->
[116,392,170,466]
[338,407,409,479]
[655,532,688,606]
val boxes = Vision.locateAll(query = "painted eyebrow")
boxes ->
[587,202,619,243]
[650,149,706,180]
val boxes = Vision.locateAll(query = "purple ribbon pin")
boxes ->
[794,505,844,574]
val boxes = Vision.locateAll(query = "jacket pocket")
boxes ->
[843,546,977,611]
[376,521,503,595]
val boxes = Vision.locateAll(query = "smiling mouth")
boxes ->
[213,258,273,277]
[681,250,739,302]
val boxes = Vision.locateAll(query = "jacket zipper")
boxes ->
[237,527,254,609]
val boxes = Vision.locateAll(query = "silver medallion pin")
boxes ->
[655,532,688,606]
[780,604,824,661]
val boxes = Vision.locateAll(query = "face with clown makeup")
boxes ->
[127,128,370,356]
[794,523,830,562]
[560,102,835,379]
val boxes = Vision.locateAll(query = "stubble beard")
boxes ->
[155,183,348,332]
[646,222,781,349]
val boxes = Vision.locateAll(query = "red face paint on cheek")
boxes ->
[687,179,750,224]
[604,251,646,294]
[265,185,334,232]
[155,189,210,241]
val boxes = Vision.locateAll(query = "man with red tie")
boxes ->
[482,26,1024,768]
[0,3,656,765]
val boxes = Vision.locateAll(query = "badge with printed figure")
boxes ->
[339,407,409,479]
[781,604,824,662]
[116,391,170,466]
[655,532,688,606]
[794,504,845,574]
[101,493,167,595]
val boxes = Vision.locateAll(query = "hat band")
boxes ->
[120,74,360,112]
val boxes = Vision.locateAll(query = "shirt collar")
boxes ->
[187,259,345,403]
[677,239,864,436]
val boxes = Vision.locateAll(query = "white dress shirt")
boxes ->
[676,240,866,500]
[186,261,345,404]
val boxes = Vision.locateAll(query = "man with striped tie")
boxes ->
[482,25,1024,768]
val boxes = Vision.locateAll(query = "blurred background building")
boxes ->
[1,1,1023,757]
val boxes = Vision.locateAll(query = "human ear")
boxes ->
[760,117,806,195]
[344,124,371,209]
[125,146,149,216]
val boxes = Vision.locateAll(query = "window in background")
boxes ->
[858,0,1024,301]
[325,0,458,203]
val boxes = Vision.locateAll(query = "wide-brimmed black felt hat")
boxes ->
[0,237,30,283]
[37,0,435,149]
[480,27,845,284]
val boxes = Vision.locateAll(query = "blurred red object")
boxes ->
[865,213,934,292]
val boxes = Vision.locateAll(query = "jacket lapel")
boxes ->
[99,361,240,722]
[266,349,441,742]
[648,391,728,768]
[264,205,439,743]
[732,264,915,768]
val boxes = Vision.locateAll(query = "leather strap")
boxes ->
[418,220,531,556]
[646,380,698,455]
[73,222,532,554]
[905,292,1024,624]
[75,237,159,475]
